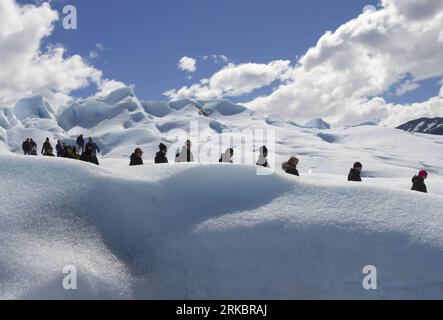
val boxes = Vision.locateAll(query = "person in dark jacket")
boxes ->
[29,145,38,156]
[80,143,100,165]
[66,146,75,159]
[348,162,363,182]
[43,147,55,157]
[76,134,85,154]
[86,137,100,156]
[282,156,300,176]
[70,146,81,160]
[411,170,428,193]
[155,143,168,164]
[22,139,31,155]
[256,146,269,168]
[219,148,234,163]
[29,139,37,154]
[59,143,69,158]
[41,138,52,155]
[56,140,63,157]
[130,148,144,166]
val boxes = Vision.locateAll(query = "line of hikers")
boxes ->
[131,141,429,193]
[22,136,429,194]
[22,134,101,165]
[130,140,255,166]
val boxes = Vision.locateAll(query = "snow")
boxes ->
[304,118,331,129]
[200,100,247,116]
[350,119,381,127]
[1,156,443,299]
[2,87,443,299]
[58,98,143,131]
[141,101,172,118]
[12,96,54,122]
[168,99,198,111]
[413,121,426,132]
[101,86,136,105]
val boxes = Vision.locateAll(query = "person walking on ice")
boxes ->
[130,148,144,166]
[256,146,270,168]
[411,170,428,193]
[219,148,234,163]
[41,138,52,156]
[29,139,37,155]
[175,140,194,163]
[155,143,168,164]
[56,140,63,157]
[76,134,85,154]
[86,137,100,156]
[348,162,363,182]
[22,139,30,155]
[282,156,300,176]
[81,143,100,165]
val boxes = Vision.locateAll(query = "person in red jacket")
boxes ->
[411,170,428,193]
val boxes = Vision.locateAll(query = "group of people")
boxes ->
[130,141,430,194]
[21,138,39,156]
[129,140,246,167]
[130,142,297,176]
[22,138,55,157]
[22,134,101,165]
[22,136,430,194]
[346,161,429,193]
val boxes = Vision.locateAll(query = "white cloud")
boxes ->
[165,60,291,100]
[394,80,420,96]
[89,43,105,59]
[0,0,121,110]
[95,79,129,98]
[362,5,377,14]
[201,54,230,64]
[381,0,443,21]
[218,55,229,63]
[178,56,197,73]
[165,0,443,126]
[245,0,443,126]
[89,51,99,59]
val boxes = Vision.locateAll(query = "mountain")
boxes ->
[304,118,331,129]
[350,119,381,128]
[397,117,443,135]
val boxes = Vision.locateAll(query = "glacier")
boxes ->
[1,87,443,299]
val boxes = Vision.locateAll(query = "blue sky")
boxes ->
[20,0,402,101]
[6,0,441,126]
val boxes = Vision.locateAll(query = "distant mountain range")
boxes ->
[397,117,443,135]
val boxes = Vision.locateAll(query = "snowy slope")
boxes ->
[304,118,331,130]
[1,155,443,299]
